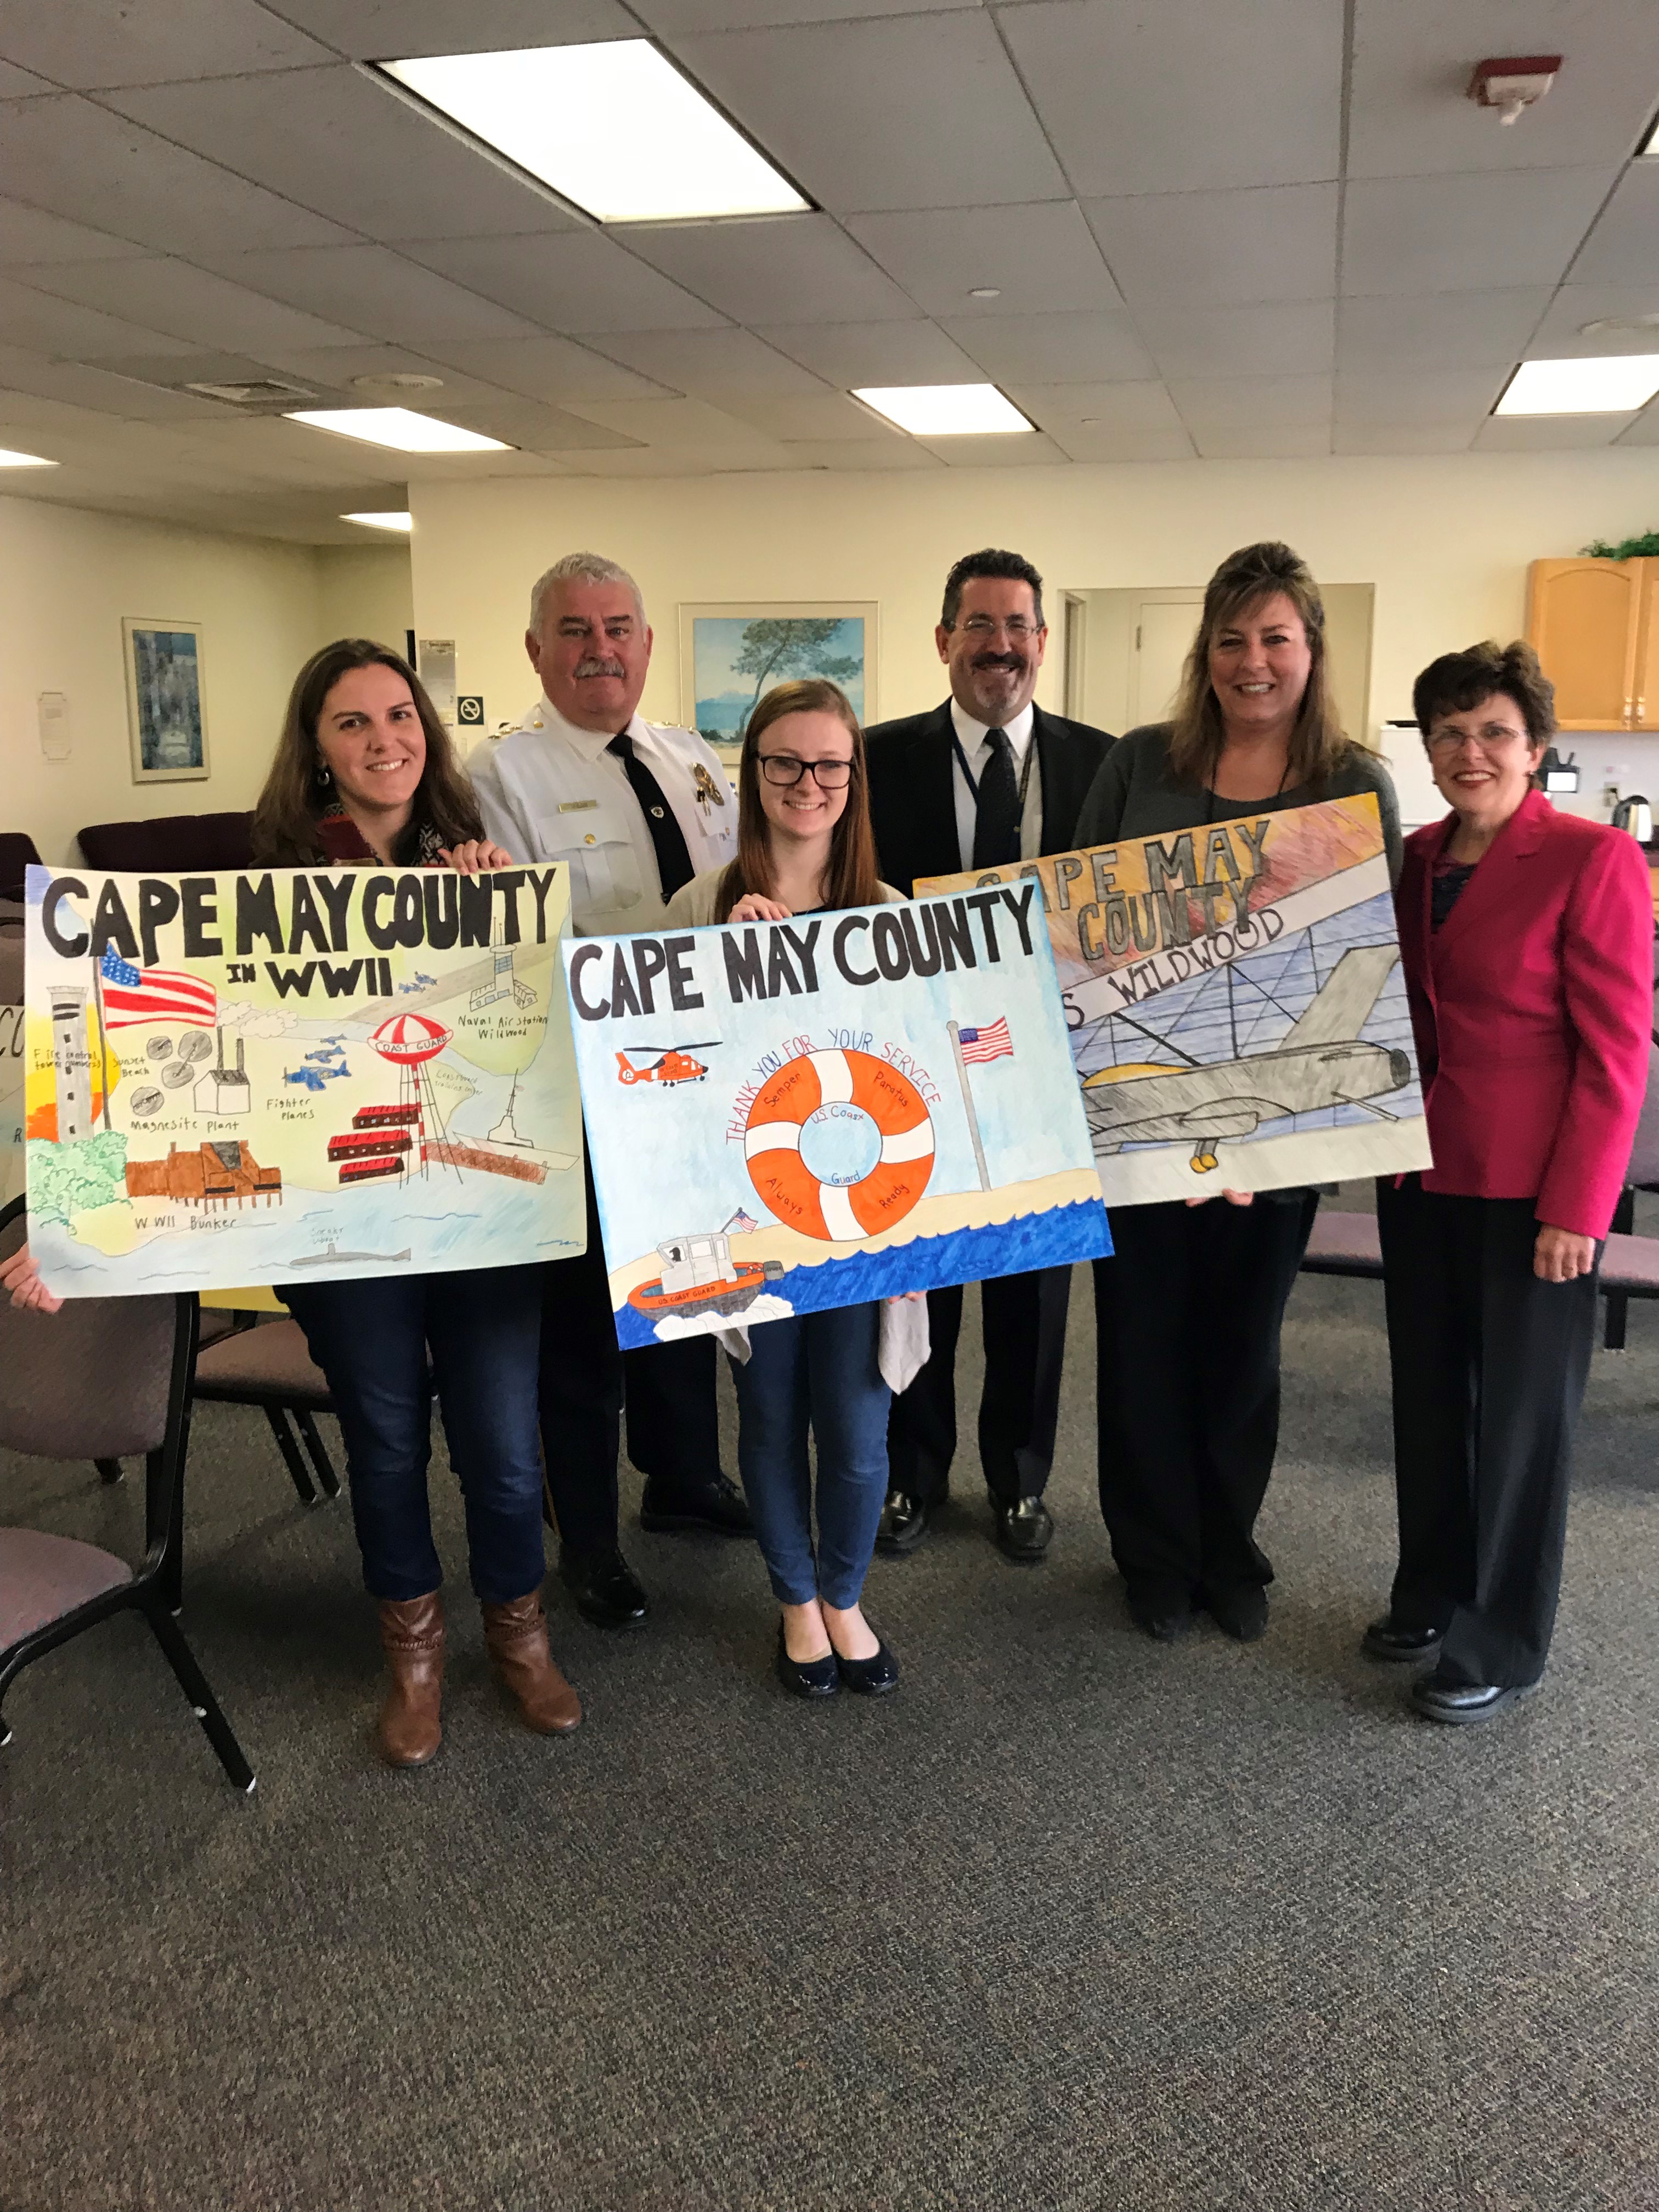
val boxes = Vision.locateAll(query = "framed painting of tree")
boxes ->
[678,602,878,752]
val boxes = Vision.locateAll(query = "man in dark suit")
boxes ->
[865,548,1114,1561]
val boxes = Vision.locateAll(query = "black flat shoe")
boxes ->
[1410,1669,1537,1726]
[875,1490,932,1556]
[1205,1584,1269,1643]
[1362,1616,1444,1663]
[639,1472,753,1537]
[775,1622,838,1700]
[994,1495,1053,1561]
[1126,1587,1194,1643]
[558,1546,650,1630]
[831,1635,899,1696]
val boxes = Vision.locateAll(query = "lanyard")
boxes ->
[951,726,1039,809]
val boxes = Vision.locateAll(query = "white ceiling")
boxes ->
[0,0,1656,539]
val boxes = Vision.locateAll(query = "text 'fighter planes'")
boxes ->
[1081,944,1410,1174]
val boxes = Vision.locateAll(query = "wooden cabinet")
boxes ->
[1526,557,1659,730]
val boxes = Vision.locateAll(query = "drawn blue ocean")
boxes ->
[615,1198,1111,1349]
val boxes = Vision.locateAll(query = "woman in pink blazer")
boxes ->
[1368,640,1652,1724]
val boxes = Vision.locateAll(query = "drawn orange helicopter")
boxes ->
[616,1042,719,1087]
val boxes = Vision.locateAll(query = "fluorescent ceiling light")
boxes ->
[379,43,808,223]
[286,408,510,453]
[341,510,414,532]
[1642,115,1659,156]
[1496,356,1659,415]
[0,446,57,467]
[854,384,1035,436]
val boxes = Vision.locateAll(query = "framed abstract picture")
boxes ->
[123,618,209,783]
[678,602,877,766]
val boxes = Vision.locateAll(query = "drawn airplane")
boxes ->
[284,1065,328,1092]
[1081,944,1411,1173]
[304,1047,345,1064]
[397,971,439,995]
[615,1043,719,1087]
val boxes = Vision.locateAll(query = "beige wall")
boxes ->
[410,449,1659,825]
[1,496,412,865]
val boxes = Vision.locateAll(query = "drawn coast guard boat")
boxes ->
[628,1227,783,1323]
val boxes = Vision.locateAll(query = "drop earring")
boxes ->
[315,760,332,788]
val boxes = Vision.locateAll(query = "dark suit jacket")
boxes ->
[864,700,1115,896]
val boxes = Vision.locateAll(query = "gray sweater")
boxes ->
[1074,723,1404,886]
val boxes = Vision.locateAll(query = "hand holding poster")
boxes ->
[24,863,585,1294]
[563,887,1111,1347]
[917,794,1432,1205]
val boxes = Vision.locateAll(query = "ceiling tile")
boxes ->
[0,344,238,417]
[1135,301,1334,380]
[778,437,944,470]
[557,447,789,477]
[671,13,1066,213]
[1570,166,1659,287]
[106,65,578,244]
[0,60,50,94]
[1186,424,1331,459]
[241,342,516,404]
[1526,285,1659,356]
[1335,288,1550,374]
[1347,0,1659,180]
[915,431,1070,467]
[1043,421,1195,462]
[1000,0,1342,196]
[0,273,196,359]
[1082,184,1336,309]
[1615,404,1659,447]
[622,216,916,325]
[1004,380,1186,433]
[583,329,827,397]
[408,334,673,401]
[940,310,1155,383]
[421,397,645,451]
[1341,168,1620,296]
[555,396,788,451]
[755,319,983,385]
[0,95,354,255]
[1333,367,1508,425]
[1169,374,1333,430]
[21,257,370,354]
[399,234,725,333]
[199,245,545,342]
[1331,421,1475,454]
[1473,414,1631,450]
[0,0,331,87]
[712,393,903,440]
[266,1,638,56]
[639,0,970,27]
[844,202,1119,320]
[0,199,150,266]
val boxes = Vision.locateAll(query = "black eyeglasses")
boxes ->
[757,753,853,789]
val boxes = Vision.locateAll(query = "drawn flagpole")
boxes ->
[90,946,113,1132]
[949,1017,1014,1192]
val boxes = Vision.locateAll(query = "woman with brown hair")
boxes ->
[664,681,912,1699]
[255,639,581,1767]
[1075,543,1402,1645]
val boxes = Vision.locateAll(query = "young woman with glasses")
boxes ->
[663,680,916,1700]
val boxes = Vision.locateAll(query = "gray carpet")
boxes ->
[3,1212,1658,2212]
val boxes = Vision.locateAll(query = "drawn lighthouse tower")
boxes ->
[469,910,534,1013]
[48,984,94,1142]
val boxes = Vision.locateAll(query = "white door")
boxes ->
[1132,597,1202,726]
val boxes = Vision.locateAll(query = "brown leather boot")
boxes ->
[482,1593,583,1735]
[375,1592,444,1767]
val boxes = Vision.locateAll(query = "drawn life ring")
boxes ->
[744,1049,934,1243]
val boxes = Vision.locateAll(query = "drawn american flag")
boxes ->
[958,1018,1013,1065]
[98,945,218,1028]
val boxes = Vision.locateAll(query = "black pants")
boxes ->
[1093,1193,1318,1603]
[1376,1176,1599,1689]
[537,1158,724,1553]
[887,1267,1071,1506]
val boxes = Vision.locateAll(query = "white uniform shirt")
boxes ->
[469,695,736,934]
[949,699,1042,870]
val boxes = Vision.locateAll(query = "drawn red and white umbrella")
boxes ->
[370,1012,451,1066]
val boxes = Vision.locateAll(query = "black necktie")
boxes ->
[607,732,695,899]
[972,727,1022,869]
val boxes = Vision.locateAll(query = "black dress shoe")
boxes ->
[1205,1584,1269,1643]
[875,1490,932,1556]
[1362,1615,1444,1663]
[1410,1669,1536,1726]
[1126,1587,1194,1642]
[639,1471,753,1537]
[830,1633,899,1696]
[775,1621,838,1700]
[558,1547,650,1630]
[993,1495,1053,1561]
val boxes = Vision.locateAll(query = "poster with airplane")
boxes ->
[561,888,1111,1348]
[916,793,1432,1205]
[22,863,584,1295]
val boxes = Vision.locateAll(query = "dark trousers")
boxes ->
[1376,1175,1599,1689]
[887,1267,1071,1505]
[281,1267,545,1605]
[1093,1193,1318,1602]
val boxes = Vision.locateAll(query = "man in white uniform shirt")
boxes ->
[471,552,747,1632]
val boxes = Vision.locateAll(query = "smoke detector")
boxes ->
[349,372,445,395]
[181,376,317,408]
[1580,314,1659,337]
[1467,54,1562,125]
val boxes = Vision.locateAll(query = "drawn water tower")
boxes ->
[48,984,94,1142]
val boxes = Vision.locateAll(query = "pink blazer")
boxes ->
[1397,787,1654,1239]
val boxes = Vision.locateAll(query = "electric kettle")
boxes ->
[1612,794,1654,843]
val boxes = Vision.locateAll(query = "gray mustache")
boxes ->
[575,656,626,679]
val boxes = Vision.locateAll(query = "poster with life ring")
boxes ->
[21,863,584,1295]
[563,888,1112,1347]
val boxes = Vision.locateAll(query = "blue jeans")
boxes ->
[733,1303,891,1609]
[281,1266,545,1605]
